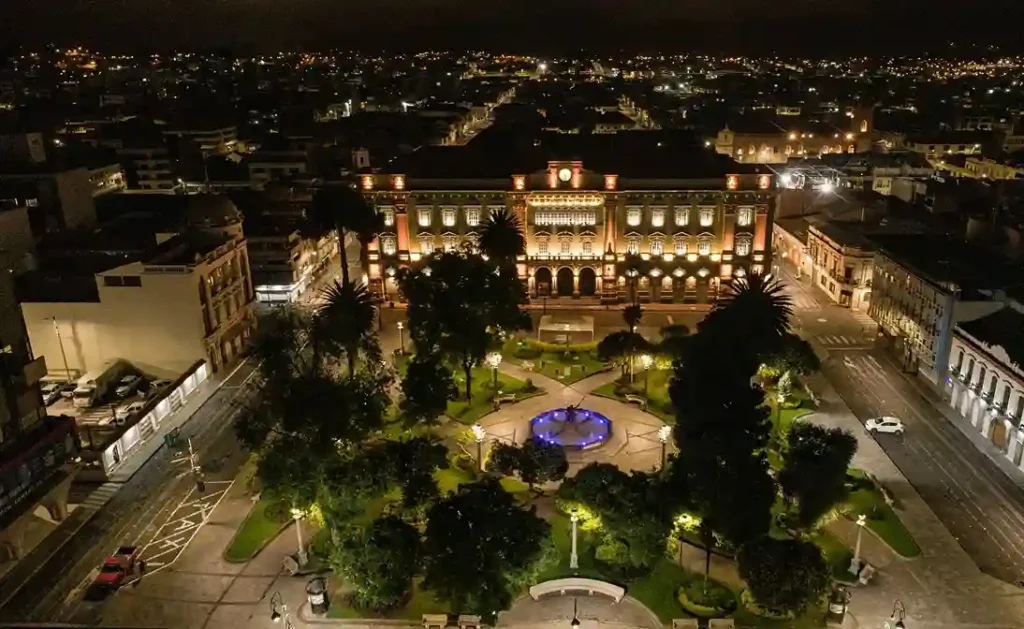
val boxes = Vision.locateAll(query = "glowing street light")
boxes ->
[658,425,672,470]
[485,351,503,390]
[396,321,405,354]
[849,514,867,576]
[570,509,580,570]
[640,354,654,398]
[291,508,307,567]
[471,424,486,470]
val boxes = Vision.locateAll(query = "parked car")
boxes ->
[59,382,77,399]
[866,416,905,435]
[84,546,141,601]
[115,375,142,398]
[41,382,65,406]
[145,379,172,400]
[115,400,147,423]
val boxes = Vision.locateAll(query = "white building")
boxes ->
[945,304,1024,469]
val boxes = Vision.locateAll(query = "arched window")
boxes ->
[697,235,712,256]
[650,237,664,256]
[860,119,868,133]
[735,233,753,257]
[674,235,688,255]
[380,234,398,255]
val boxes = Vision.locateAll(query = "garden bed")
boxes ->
[843,470,920,558]
[224,497,291,562]
[592,371,675,423]
[446,368,544,424]
[503,338,607,385]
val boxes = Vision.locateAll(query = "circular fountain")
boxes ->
[530,405,612,450]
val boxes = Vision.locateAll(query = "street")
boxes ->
[778,264,1024,586]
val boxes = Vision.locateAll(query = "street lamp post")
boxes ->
[569,508,579,570]
[887,599,907,629]
[849,514,866,576]
[485,351,503,390]
[658,425,671,471]
[640,354,653,398]
[291,508,308,567]
[48,317,72,381]
[471,424,486,471]
[570,597,580,629]
[396,321,405,354]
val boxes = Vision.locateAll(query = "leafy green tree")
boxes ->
[477,207,526,266]
[400,353,457,427]
[401,251,530,402]
[332,516,422,611]
[423,478,552,614]
[779,424,857,529]
[485,441,521,476]
[306,185,384,286]
[658,323,691,359]
[516,438,568,490]
[761,332,820,380]
[738,538,830,615]
[316,280,381,375]
[598,331,652,377]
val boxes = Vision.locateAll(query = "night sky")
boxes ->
[2,0,1023,53]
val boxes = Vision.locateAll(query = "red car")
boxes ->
[85,546,140,600]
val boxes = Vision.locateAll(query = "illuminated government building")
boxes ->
[361,136,776,305]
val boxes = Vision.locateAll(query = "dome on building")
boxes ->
[184,194,242,228]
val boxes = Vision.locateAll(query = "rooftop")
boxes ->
[957,306,1024,372]
[872,234,1020,293]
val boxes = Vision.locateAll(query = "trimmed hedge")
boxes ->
[677,578,737,618]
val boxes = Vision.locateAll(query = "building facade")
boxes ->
[362,161,775,305]
[945,306,1024,471]
[715,108,873,164]
[807,224,874,311]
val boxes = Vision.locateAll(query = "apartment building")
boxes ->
[807,223,874,311]
[245,217,337,304]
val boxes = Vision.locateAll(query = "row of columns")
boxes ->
[948,380,1024,471]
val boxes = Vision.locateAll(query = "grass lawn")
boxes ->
[447,367,542,425]
[843,470,921,558]
[812,529,856,582]
[502,338,607,385]
[328,578,450,620]
[224,497,289,562]
[592,370,675,423]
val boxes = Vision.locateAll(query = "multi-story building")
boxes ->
[807,223,874,311]
[0,167,98,233]
[245,218,337,305]
[117,144,177,190]
[905,133,987,160]
[360,142,776,305]
[19,196,256,376]
[162,124,238,154]
[869,235,1011,383]
[714,108,873,164]
[946,303,1024,470]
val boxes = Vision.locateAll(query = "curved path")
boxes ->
[498,592,663,629]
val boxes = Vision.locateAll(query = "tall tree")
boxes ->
[316,280,381,375]
[400,353,457,428]
[623,303,644,333]
[332,515,422,611]
[477,207,526,266]
[779,424,857,530]
[738,538,830,615]
[490,438,569,491]
[306,185,384,286]
[658,323,691,359]
[485,441,522,476]
[423,478,553,614]
[401,251,530,402]
[597,331,653,377]
[699,273,793,375]
[762,332,821,380]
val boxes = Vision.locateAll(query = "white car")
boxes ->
[41,382,64,406]
[115,375,142,398]
[115,400,147,423]
[866,416,905,435]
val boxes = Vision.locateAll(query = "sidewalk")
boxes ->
[805,371,1024,629]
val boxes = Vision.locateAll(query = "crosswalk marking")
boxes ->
[815,334,873,349]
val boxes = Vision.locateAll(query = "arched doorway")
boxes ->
[556,267,574,297]
[535,268,552,297]
[992,420,1008,450]
[579,268,597,296]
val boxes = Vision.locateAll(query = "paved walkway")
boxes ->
[806,372,1024,629]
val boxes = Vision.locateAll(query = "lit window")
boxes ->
[735,234,752,256]
[785,145,792,155]
[582,240,593,256]
[443,234,458,251]
[442,207,457,227]
[626,207,642,227]
[651,238,664,256]
[737,207,753,227]
[419,234,434,253]
[465,206,481,226]
[538,237,549,256]
[651,207,665,228]
[860,119,868,133]
[752,264,764,274]
[699,206,714,227]
[627,237,640,254]
[418,209,432,227]
[559,236,572,255]
[381,207,395,227]
[675,207,689,226]
[674,236,688,255]
[698,236,711,256]
[848,145,855,153]
[381,235,397,255]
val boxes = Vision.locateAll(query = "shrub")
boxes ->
[451,452,476,473]
[514,346,543,360]
[595,538,630,566]
[522,378,537,393]
[677,578,737,618]
[740,590,795,619]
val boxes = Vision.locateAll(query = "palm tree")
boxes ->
[622,303,643,382]
[305,186,384,287]
[477,207,525,265]
[622,252,650,304]
[702,272,793,368]
[316,280,381,375]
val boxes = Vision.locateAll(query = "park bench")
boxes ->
[708,620,736,629]
[422,614,448,629]
[458,615,481,629]
[494,393,517,405]
[624,394,647,409]
[521,361,535,371]
[672,620,699,629]
[529,578,625,603]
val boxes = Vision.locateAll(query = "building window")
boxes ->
[626,207,642,227]
[651,207,665,228]
[737,207,753,227]
[848,145,855,153]
[675,207,689,226]
[674,235,688,255]
[442,207,457,227]
[627,236,640,254]
[419,234,435,253]
[538,236,550,256]
[443,234,458,251]
[698,236,711,256]
[535,210,597,226]
[418,209,432,227]
[582,240,593,256]
[699,206,714,227]
[735,234,753,256]
[465,206,481,226]
[381,234,397,255]
[381,207,395,227]
[651,238,664,256]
